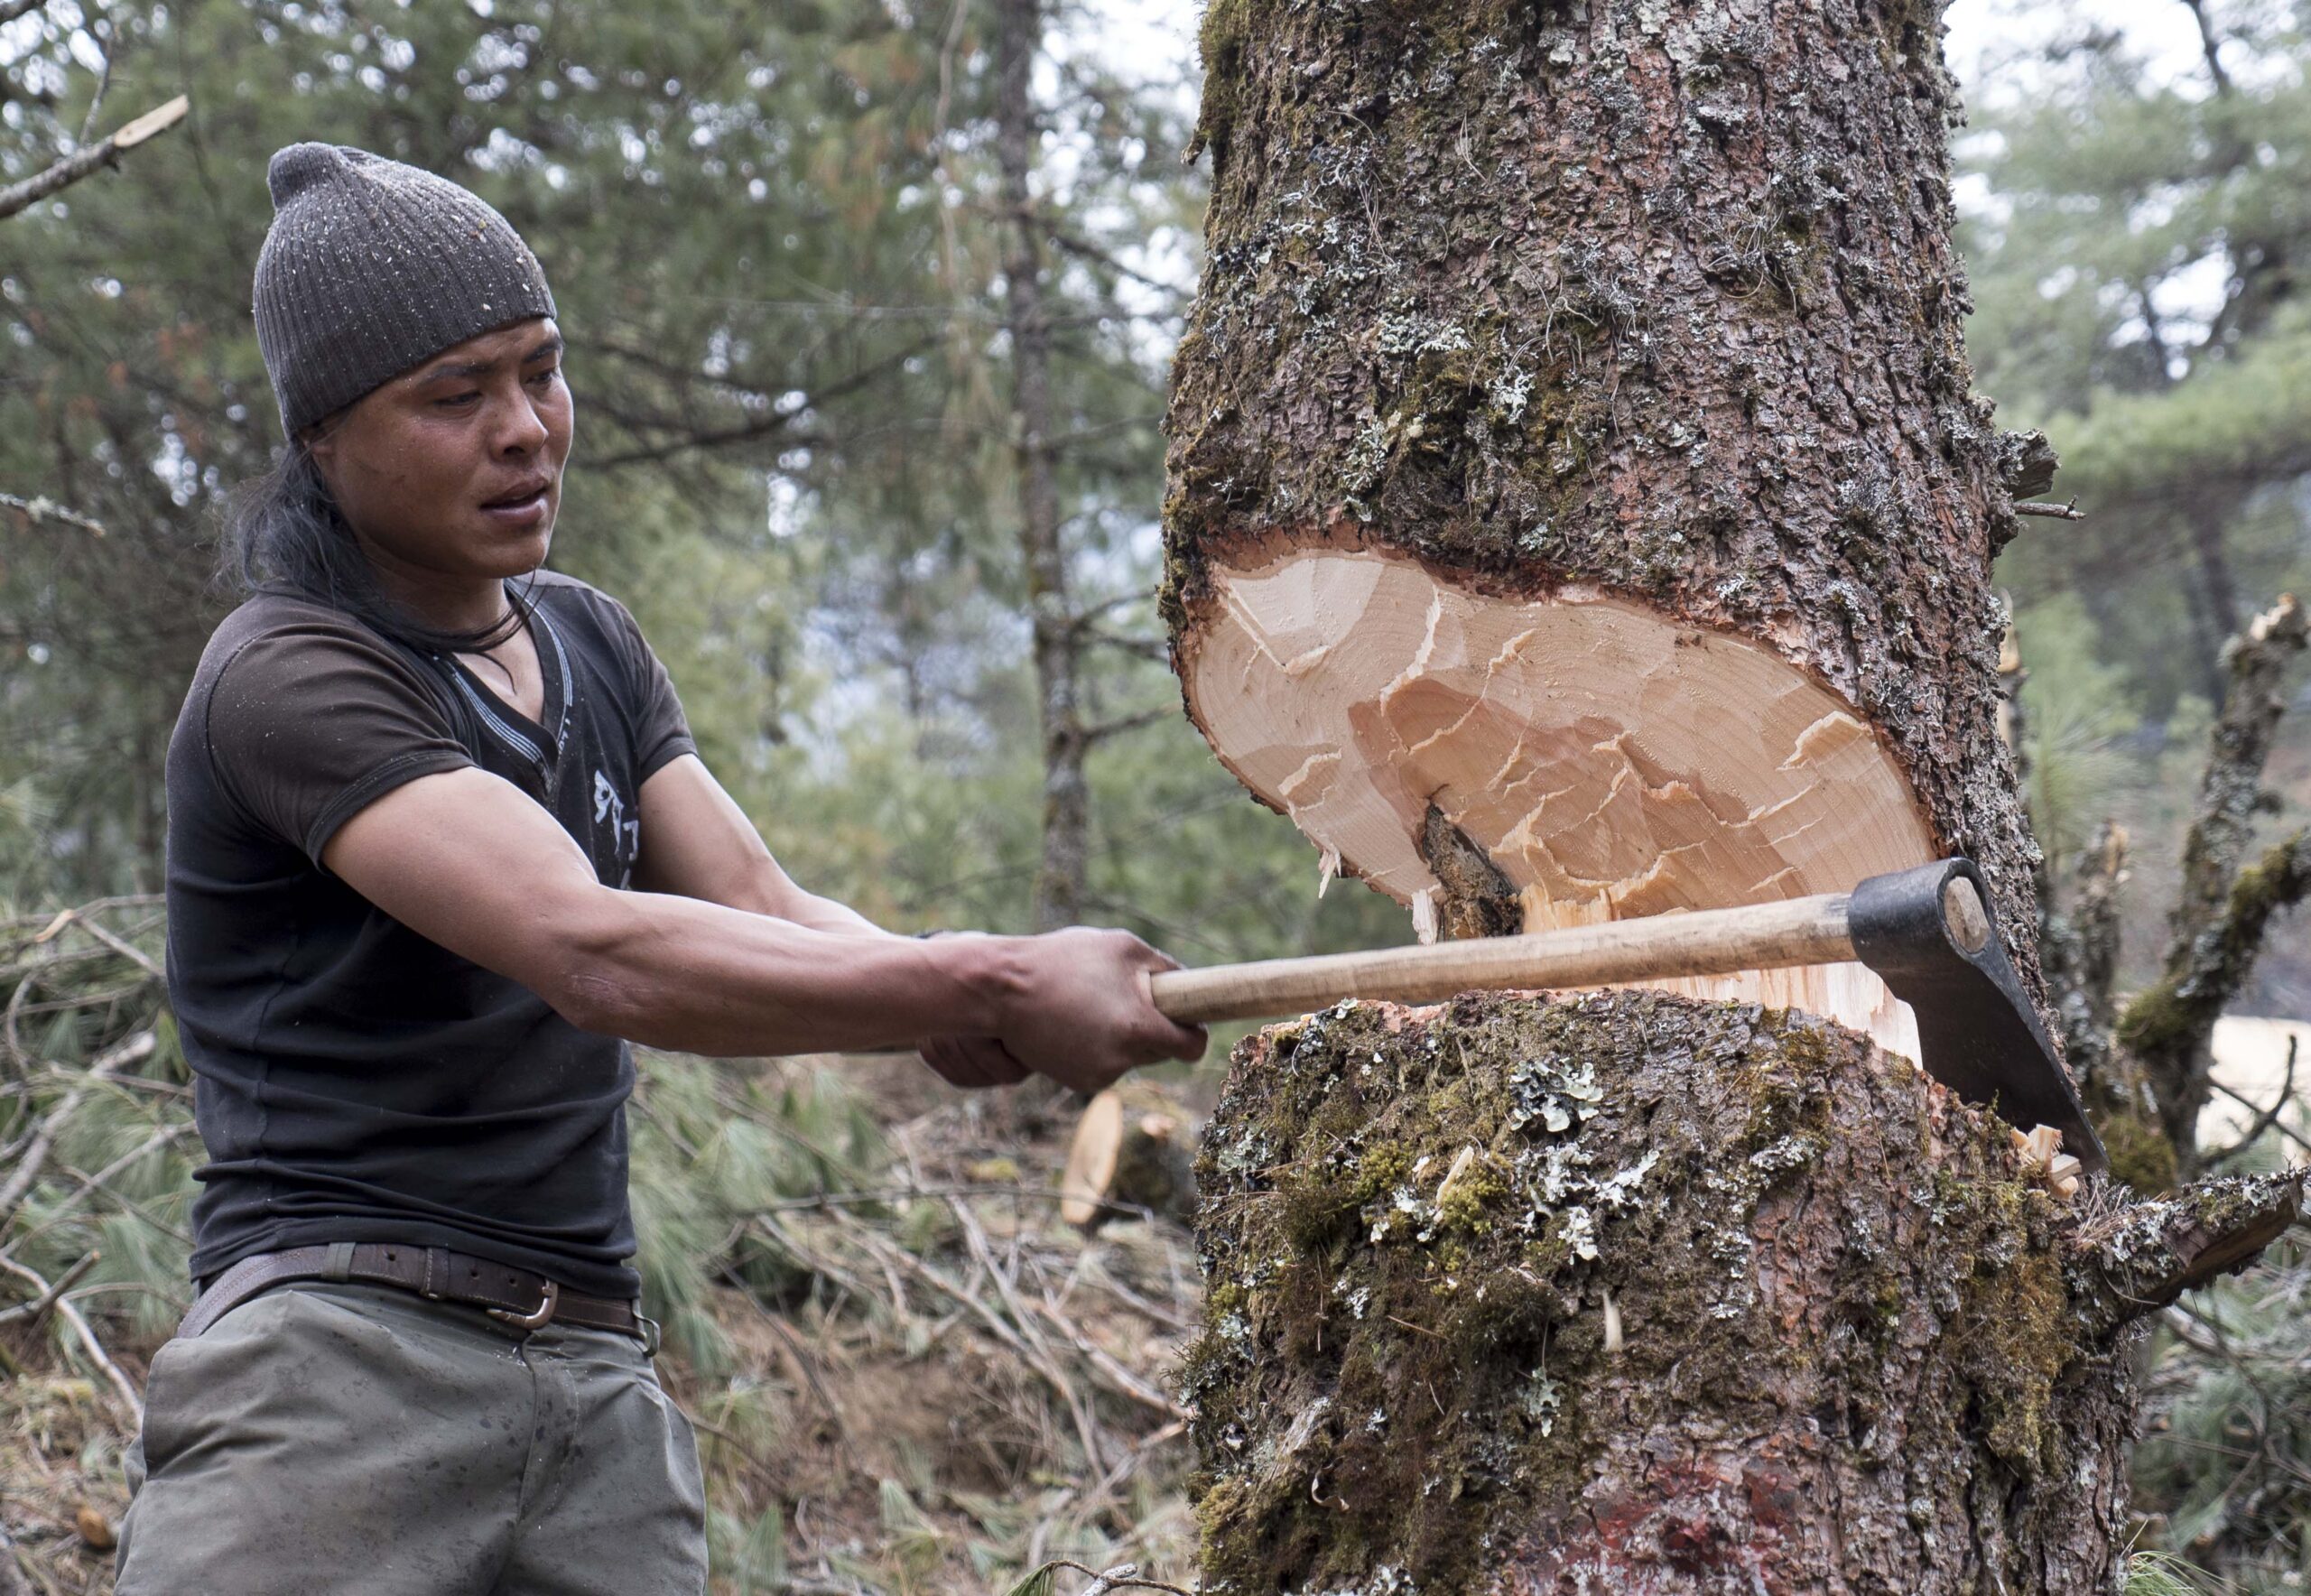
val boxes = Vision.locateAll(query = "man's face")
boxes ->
[306,317,572,585]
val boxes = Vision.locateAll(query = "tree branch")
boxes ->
[0,492,106,535]
[0,0,55,26]
[0,1028,155,1229]
[1081,707,1171,746]
[2206,1035,2298,1169]
[0,93,188,222]
[2119,595,2309,1155]
[2072,1172,2301,1337]
[2122,832,2311,1155]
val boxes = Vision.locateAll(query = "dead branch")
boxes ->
[2122,832,2311,1157]
[2171,597,2307,941]
[0,94,189,222]
[2070,821,2128,1036]
[0,493,106,536]
[2014,499,2085,520]
[0,1254,143,1424]
[2208,1076,2311,1162]
[0,1028,155,1228]
[0,1249,97,1329]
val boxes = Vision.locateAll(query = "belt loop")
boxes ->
[322,1242,357,1283]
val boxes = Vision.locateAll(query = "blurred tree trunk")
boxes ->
[1161,1,2301,1590]
[994,0,1088,936]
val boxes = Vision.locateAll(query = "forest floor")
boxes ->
[0,1054,1212,1596]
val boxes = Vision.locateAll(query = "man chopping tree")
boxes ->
[115,144,1206,1594]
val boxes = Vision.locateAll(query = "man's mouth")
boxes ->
[480,480,552,515]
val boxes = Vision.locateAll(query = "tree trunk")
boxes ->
[1166,0,2045,1060]
[1161,1,2300,1588]
[1184,992,2296,1594]
[995,0,1089,936]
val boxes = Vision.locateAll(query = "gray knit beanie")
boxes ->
[254,143,557,439]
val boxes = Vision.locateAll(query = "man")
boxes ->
[116,143,1205,1594]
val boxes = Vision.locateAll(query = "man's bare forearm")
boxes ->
[561,886,1015,1056]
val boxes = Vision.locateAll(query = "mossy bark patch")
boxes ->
[1185,991,2152,1594]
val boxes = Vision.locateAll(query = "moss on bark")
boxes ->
[1186,992,2154,1593]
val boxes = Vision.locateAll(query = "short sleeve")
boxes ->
[202,618,475,864]
[599,598,696,781]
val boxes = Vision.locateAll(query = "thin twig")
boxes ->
[77,21,116,147]
[2209,1035,2300,1168]
[0,1255,143,1424]
[2014,499,2085,520]
[0,93,189,221]
[0,1028,155,1228]
[2208,1077,2311,1159]
[0,494,106,536]
[0,1249,97,1328]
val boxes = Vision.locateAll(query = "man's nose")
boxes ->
[495,387,552,455]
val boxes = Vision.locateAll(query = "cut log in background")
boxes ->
[1160,0,2300,1590]
[1060,1081,1201,1232]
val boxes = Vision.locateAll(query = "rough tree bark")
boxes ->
[1159,1,2299,1589]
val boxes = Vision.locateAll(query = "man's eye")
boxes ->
[436,392,481,408]
[527,366,562,387]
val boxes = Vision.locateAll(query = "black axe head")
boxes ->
[1848,858,2108,1174]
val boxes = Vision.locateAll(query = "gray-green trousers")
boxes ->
[116,1280,707,1595]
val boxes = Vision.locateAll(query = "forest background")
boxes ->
[2,0,2308,1592]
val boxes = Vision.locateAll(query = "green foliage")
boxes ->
[2133,1239,2311,1591]
[1962,7,2311,719]
[626,1049,883,1371]
[2121,1549,2238,1596]
[2015,591,2147,870]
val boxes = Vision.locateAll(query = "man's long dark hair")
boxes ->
[220,443,537,656]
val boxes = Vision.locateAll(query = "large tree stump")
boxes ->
[1183,994,2295,1593]
[1157,0,2304,1589]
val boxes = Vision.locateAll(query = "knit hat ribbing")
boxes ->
[254,143,557,439]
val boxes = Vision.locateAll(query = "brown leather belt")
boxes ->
[178,1242,654,1348]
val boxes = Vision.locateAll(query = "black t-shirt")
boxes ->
[164,568,696,1299]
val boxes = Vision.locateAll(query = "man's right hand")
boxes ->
[975,926,1208,1095]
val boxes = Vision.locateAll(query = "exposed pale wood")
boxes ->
[1180,547,1935,1054]
[1060,1082,1198,1231]
[1150,891,1855,1025]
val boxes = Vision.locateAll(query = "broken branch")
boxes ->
[2072,1172,2302,1337]
[0,94,190,222]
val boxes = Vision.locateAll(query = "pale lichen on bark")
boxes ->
[1185,994,2296,1594]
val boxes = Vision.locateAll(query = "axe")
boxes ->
[1147,857,2107,1174]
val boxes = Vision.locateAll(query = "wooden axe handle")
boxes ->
[1148,893,1856,1026]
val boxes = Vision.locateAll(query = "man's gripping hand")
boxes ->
[923,927,1206,1096]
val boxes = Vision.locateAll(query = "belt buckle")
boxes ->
[486,1278,559,1331]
